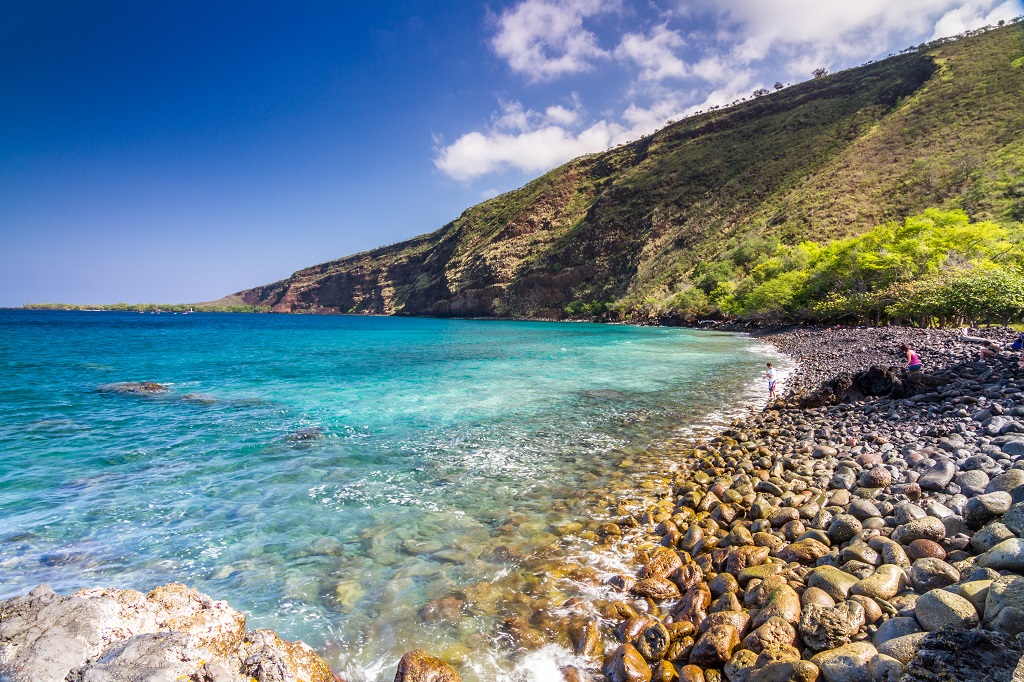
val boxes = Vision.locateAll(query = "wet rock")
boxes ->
[649,661,677,682]
[723,648,757,682]
[569,620,602,657]
[892,517,946,545]
[807,568,859,602]
[690,624,740,668]
[700,610,751,639]
[913,589,978,631]
[798,601,866,652]
[740,616,796,654]
[708,572,739,598]
[747,661,819,682]
[632,577,681,600]
[850,564,905,600]
[751,585,802,628]
[809,642,876,682]
[391,647,460,679]
[634,620,671,662]
[640,547,684,579]
[605,644,652,682]
[776,538,830,564]
[900,628,1024,682]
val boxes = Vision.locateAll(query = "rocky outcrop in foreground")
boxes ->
[0,583,340,682]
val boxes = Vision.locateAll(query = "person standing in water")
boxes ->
[764,362,777,400]
[902,343,923,372]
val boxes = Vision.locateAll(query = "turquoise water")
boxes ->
[0,311,784,679]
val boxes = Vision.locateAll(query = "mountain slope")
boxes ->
[227,23,1024,319]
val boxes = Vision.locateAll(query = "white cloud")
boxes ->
[491,0,616,81]
[439,0,1023,182]
[931,0,1022,38]
[615,24,688,80]
[434,95,693,182]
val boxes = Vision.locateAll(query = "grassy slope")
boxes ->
[232,24,1024,318]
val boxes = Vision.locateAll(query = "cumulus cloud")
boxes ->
[931,0,1022,38]
[491,0,617,81]
[615,24,688,80]
[438,0,1022,182]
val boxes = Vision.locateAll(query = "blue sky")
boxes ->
[2,0,1021,306]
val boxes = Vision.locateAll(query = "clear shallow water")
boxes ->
[0,311,786,679]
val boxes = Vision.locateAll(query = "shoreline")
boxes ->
[5,323,1024,681]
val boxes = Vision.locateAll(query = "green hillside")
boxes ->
[228,22,1024,323]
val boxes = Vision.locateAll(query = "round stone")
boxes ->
[910,558,960,593]
[892,517,946,545]
[810,642,877,682]
[979,537,1024,572]
[906,539,945,561]
[957,470,990,496]
[860,466,892,489]
[914,589,979,631]
[964,492,1013,529]
[828,514,864,544]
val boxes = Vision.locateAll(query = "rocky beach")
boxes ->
[6,324,1024,681]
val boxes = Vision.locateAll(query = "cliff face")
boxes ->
[228,25,1024,318]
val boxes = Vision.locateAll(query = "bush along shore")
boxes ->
[7,324,1024,682]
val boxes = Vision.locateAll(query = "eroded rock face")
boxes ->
[0,583,338,682]
[393,650,462,682]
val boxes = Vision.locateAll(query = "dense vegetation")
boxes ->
[660,209,1024,326]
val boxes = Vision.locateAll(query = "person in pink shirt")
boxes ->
[901,343,922,372]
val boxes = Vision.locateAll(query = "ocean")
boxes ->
[0,310,788,679]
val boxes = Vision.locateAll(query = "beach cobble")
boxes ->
[548,325,1024,682]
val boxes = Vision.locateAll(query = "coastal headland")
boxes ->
[5,323,1024,681]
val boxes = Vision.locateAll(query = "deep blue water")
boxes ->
[0,310,786,679]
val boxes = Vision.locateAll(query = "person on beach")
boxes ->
[902,343,923,372]
[764,362,777,399]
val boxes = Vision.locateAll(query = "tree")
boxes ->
[774,81,784,91]
[752,87,770,97]
[812,67,828,78]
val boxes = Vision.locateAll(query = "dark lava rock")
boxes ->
[901,628,1023,682]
